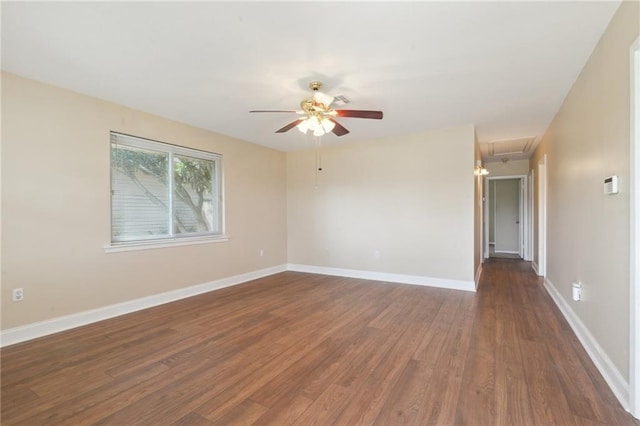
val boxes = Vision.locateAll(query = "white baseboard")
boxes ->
[475,264,483,290]
[1,263,476,348]
[532,261,540,275]
[0,264,287,348]
[543,277,630,412]
[287,264,476,292]
[494,250,520,255]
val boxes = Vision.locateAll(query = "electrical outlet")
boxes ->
[12,288,24,302]
[259,249,265,257]
[572,282,582,301]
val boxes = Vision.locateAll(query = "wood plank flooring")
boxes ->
[1,259,638,425]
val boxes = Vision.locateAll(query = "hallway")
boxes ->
[470,259,637,424]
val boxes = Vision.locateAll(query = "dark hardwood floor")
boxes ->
[1,259,638,425]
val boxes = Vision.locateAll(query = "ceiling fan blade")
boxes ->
[250,110,299,113]
[275,119,305,133]
[334,110,383,119]
[329,118,350,136]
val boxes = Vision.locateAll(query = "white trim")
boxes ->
[488,175,529,181]
[287,264,476,292]
[485,175,528,261]
[494,250,520,255]
[0,264,286,347]
[111,132,222,160]
[544,277,630,412]
[532,261,539,275]
[493,179,497,253]
[519,178,524,259]
[537,155,547,277]
[478,168,485,265]
[630,36,640,419]
[528,168,534,261]
[104,235,230,253]
[475,264,483,290]
[0,264,478,347]
[484,177,490,259]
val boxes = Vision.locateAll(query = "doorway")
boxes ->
[485,175,529,260]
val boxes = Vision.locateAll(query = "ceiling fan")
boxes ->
[250,81,383,137]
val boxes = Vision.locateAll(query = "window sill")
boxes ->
[104,235,230,253]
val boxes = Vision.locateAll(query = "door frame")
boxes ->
[528,168,535,263]
[483,174,529,260]
[537,155,547,276]
[629,36,639,419]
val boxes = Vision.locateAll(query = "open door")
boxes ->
[494,179,521,255]
[485,175,529,260]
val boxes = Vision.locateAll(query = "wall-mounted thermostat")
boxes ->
[604,176,618,194]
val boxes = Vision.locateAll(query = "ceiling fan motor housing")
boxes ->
[309,81,323,91]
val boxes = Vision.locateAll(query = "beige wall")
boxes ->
[530,1,639,380]
[1,72,288,329]
[287,125,477,283]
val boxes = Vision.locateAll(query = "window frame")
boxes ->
[105,132,227,252]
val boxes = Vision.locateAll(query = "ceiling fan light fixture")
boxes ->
[297,119,311,133]
[321,118,335,133]
[297,115,326,135]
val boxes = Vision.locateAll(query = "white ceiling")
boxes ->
[1,1,620,157]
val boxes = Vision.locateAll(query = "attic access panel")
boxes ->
[489,137,535,156]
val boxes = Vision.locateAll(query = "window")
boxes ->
[110,132,223,246]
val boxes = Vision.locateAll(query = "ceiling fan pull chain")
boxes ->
[314,135,323,188]
[316,137,323,172]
